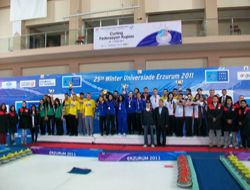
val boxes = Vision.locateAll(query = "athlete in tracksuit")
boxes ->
[117,95,128,135]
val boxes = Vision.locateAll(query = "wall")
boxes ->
[0,8,11,37]
[146,58,207,70]
[22,65,69,76]
[220,57,250,66]
[145,0,205,13]
[80,61,134,72]
[217,0,250,8]
[0,69,13,77]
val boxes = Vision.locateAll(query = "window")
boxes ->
[84,15,134,44]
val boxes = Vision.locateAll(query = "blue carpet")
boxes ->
[190,152,243,190]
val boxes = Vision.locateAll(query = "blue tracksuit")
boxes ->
[135,99,146,113]
[106,100,115,116]
[97,102,107,116]
[117,101,128,134]
[126,97,136,113]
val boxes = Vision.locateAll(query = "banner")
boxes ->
[98,151,186,161]
[94,21,182,49]
[10,0,47,21]
[0,66,250,133]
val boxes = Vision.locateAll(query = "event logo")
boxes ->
[237,72,250,80]
[20,80,36,88]
[0,81,17,89]
[39,79,56,87]
[156,29,172,45]
[205,70,229,83]
[62,75,82,88]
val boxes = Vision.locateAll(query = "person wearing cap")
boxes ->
[207,95,223,147]
[142,100,155,147]
[154,99,169,146]
[238,100,250,149]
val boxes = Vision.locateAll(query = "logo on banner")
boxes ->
[237,72,250,80]
[0,81,17,89]
[205,70,229,83]
[39,79,56,87]
[20,80,36,88]
[62,76,82,88]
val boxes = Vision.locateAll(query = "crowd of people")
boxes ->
[0,87,249,149]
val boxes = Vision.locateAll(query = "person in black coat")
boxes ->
[154,99,169,147]
[207,95,223,147]
[8,105,18,145]
[223,98,237,148]
[142,100,155,147]
[219,89,232,107]
[30,104,39,143]
[18,101,30,145]
[238,100,250,149]
[0,103,9,145]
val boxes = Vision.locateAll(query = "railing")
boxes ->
[0,17,249,52]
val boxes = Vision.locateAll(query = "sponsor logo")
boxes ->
[0,81,17,89]
[62,76,82,88]
[205,70,229,83]
[20,80,36,88]
[39,79,56,87]
[237,72,250,80]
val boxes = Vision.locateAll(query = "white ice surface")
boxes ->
[0,155,182,190]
